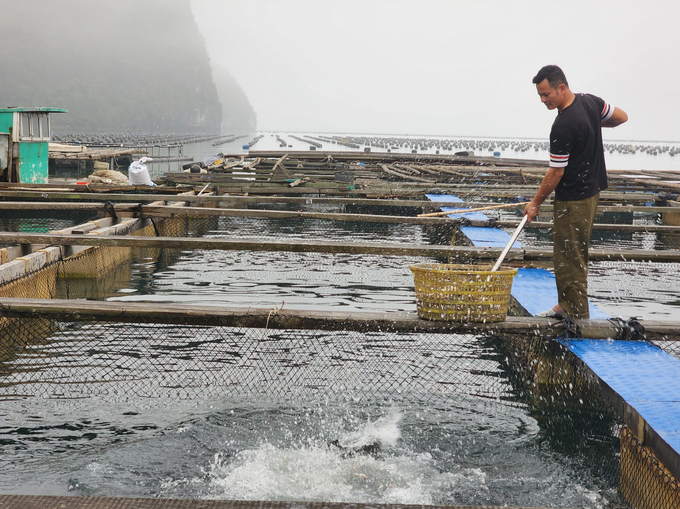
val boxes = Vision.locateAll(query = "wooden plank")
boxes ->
[0,194,491,208]
[2,202,680,234]
[0,190,673,214]
[632,179,680,192]
[0,232,526,261]
[138,205,459,225]
[0,188,667,206]
[0,202,108,211]
[0,232,679,262]
[244,150,551,167]
[0,494,567,509]
[381,164,436,183]
[0,297,677,341]
[418,201,530,217]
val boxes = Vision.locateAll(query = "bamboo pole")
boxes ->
[0,187,667,205]
[244,150,551,167]
[0,297,677,340]
[0,198,675,217]
[2,202,680,233]
[0,232,524,261]
[418,201,530,217]
[1,232,679,263]
[381,165,436,183]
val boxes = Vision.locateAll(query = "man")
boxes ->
[523,65,628,318]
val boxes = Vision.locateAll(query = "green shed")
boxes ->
[0,107,67,184]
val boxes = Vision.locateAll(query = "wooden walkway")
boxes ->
[0,298,677,341]
[0,495,567,509]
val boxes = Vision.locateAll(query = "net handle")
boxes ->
[492,214,528,272]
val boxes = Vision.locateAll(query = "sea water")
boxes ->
[0,390,617,507]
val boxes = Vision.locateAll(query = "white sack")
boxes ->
[128,157,155,186]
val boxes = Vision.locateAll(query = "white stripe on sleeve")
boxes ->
[550,153,569,168]
[601,102,615,121]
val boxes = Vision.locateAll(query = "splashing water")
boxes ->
[207,410,486,504]
[334,411,402,450]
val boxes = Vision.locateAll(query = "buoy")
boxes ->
[493,151,501,157]
[242,144,250,150]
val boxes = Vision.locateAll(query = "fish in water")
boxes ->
[327,411,402,458]
[327,438,382,458]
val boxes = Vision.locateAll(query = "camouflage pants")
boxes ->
[553,193,600,318]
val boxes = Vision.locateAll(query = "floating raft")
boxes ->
[3,151,680,507]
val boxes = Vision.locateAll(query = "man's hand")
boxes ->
[524,166,565,222]
[523,200,541,223]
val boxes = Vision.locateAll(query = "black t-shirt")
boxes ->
[549,93,613,201]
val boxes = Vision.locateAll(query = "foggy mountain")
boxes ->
[212,62,257,134]
[0,0,256,134]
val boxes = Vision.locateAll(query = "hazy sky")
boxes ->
[191,0,679,141]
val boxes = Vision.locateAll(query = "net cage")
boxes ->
[1,210,680,508]
[1,311,679,507]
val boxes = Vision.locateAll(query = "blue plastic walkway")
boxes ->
[560,338,680,473]
[425,194,608,319]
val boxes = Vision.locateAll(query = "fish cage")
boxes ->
[3,156,680,508]
[1,301,679,508]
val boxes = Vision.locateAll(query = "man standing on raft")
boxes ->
[523,65,628,318]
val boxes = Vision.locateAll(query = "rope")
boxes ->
[149,217,160,237]
[103,201,117,221]
[608,317,646,341]
[265,301,285,331]
[56,245,69,300]
[132,204,144,218]
[562,316,582,338]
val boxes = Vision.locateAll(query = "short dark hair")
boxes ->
[532,65,569,89]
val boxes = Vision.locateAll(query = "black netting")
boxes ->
[0,316,509,405]
[0,313,630,505]
[0,210,102,252]
[2,207,680,507]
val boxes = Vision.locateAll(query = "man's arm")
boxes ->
[523,166,565,222]
[602,107,628,128]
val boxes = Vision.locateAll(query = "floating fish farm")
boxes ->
[2,148,680,509]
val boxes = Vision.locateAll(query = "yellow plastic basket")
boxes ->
[410,263,518,323]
